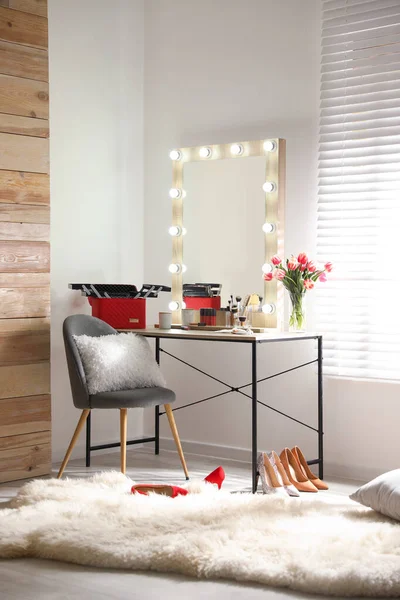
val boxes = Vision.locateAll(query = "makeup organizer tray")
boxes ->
[154,324,268,333]
[188,324,267,333]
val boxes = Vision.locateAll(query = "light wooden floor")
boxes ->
[0,447,374,600]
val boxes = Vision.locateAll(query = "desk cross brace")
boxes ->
[158,348,318,433]
[156,336,324,493]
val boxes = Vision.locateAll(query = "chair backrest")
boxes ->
[63,314,116,408]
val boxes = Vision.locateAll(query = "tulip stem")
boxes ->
[288,291,305,331]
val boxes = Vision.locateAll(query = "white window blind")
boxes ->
[317,0,400,380]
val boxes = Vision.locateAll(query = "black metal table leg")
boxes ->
[317,336,323,480]
[252,341,258,493]
[86,411,91,467]
[155,338,160,455]
[155,406,160,455]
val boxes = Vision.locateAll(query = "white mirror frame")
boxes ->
[169,138,286,328]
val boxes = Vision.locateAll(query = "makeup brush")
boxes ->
[228,304,237,327]
[243,294,250,318]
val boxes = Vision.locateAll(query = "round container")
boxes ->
[159,312,172,330]
[182,309,195,327]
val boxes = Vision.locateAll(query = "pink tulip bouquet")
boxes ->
[264,253,333,330]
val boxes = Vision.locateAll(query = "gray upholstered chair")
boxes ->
[57,314,189,479]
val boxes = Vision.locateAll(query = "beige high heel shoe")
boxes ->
[291,446,329,490]
[267,451,300,497]
[256,452,288,497]
[279,448,318,493]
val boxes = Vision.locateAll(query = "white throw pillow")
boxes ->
[350,469,400,521]
[73,333,166,395]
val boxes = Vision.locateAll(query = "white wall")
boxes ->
[143,0,322,467]
[324,378,400,481]
[49,0,400,480]
[49,0,144,461]
[142,1,400,483]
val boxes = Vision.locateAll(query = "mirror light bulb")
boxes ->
[168,225,181,236]
[199,147,212,158]
[262,181,276,193]
[169,301,180,311]
[262,263,273,274]
[262,303,275,314]
[262,223,275,233]
[169,188,182,199]
[230,143,243,156]
[263,140,276,152]
[169,149,181,161]
[168,263,181,274]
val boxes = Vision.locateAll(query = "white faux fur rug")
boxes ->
[1,472,400,597]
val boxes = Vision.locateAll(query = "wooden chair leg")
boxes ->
[120,408,128,474]
[164,403,189,480]
[57,409,90,478]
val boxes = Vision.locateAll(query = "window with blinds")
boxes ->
[317,0,400,380]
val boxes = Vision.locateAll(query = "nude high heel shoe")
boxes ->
[267,451,300,497]
[256,452,288,497]
[279,448,318,493]
[291,446,329,491]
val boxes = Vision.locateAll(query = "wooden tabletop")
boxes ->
[118,327,320,343]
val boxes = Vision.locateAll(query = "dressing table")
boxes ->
[129,328,323,494]
[84,327,323,494]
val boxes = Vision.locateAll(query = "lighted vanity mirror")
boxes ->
[168,139,286,328]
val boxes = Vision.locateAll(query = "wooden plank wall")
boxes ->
[0,0,50,483]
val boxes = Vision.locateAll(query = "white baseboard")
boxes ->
[146,436,372,484]
[154,436,253,463]
[53,433,374,485]
[51,438,145,464]
[322,462,380,484]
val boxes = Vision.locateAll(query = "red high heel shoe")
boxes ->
[131,466,225,497]
[204,466,225,490]
[131,484,188,498]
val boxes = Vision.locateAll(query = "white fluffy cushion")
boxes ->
[73,333,166,395]
[350,469,400,521]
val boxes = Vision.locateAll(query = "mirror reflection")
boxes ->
[182,156,266,308]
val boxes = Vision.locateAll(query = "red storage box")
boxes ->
[184,296,221,310]
[88,298,146,329]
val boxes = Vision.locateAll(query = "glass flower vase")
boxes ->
[289,292,306,332]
